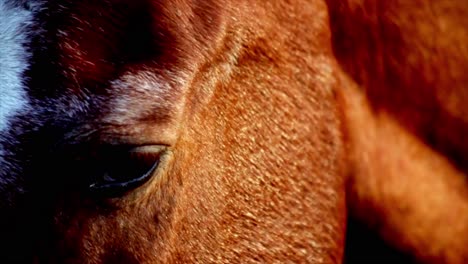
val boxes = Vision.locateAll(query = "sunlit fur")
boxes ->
[0,0,466,263]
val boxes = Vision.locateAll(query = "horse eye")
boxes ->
[85,145,166,197]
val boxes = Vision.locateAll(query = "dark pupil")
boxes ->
[66,146,161,196]
[94,151,156,184]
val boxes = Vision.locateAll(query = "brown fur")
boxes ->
[46,1,346,263]
[327,0,468,263]
[10,0,468,263]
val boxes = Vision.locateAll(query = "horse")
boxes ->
[0,0,466,263]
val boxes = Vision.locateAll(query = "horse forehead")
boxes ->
[0,2,33,133]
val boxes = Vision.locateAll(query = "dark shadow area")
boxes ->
[344,217,417,264]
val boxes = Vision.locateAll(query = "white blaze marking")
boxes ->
[0,2,33,132]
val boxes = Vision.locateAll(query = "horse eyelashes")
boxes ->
[59,144,166,198]
[87,147,163,197]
